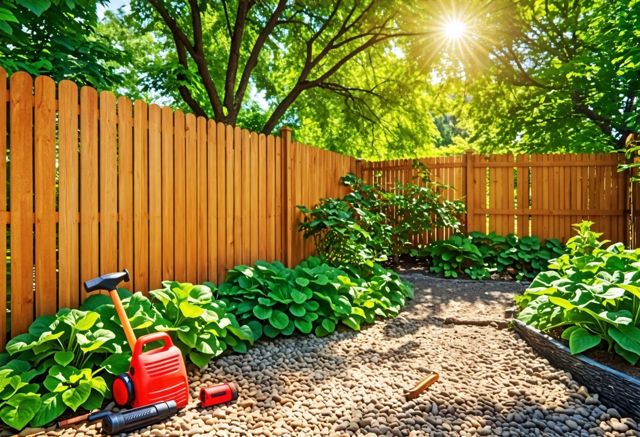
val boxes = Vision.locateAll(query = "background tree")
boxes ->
[101,0,468,159]
[434,0,640,154]
[0,0,119,88]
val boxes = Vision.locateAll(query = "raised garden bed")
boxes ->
[513,319,640,420]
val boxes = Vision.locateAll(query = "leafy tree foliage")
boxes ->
[0,0,119,88]
[440,0,640,153]
[100,0,465,159]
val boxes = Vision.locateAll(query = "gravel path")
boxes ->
[26,276,640,436]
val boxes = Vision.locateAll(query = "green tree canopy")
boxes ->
[0,0,120,88]
[99,0,470,159]
[439,0,640,154]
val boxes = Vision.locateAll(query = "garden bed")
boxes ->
[514,319,640,421]
[20,276,638,437]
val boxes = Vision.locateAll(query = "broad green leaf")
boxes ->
[253,305,272,320]
[0,393,41,430]
[54,351,74,367]
[100,353,131,375]
[177,330,198,348]
[295,277,310,287]
[291,289,309,304]
[179,301,204,318]
[321,318,336,334]
[62,383,92,411]
[568,328,601,354]
[75,312,100,331]
[269,311,289,330]
[294,318,313,334]
[342,316,361,331]
[609,325,640,356]
[16,0,51,17]
[188,351,212,369]
[30,393,65,428]
[289,304,306,317]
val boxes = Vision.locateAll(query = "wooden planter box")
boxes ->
[513,319,640,420]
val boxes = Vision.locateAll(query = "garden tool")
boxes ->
[83,271,190,409]
[58,401,178,435]
[405,372,439,400]
[199,382,239,407]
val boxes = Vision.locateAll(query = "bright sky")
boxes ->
[97,0,129,20]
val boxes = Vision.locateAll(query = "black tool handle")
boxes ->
[84,269,130,292]
[101,401,178,434]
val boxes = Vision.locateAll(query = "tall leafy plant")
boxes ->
[299,165,465,265]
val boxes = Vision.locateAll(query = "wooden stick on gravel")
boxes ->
[405,372,439,400]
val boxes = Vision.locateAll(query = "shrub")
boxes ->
[423,232,565,280]
[217,257,413,339]
[0,286,252,429]
[298,165,465,266]
[516,221,640,365]
[149,282,255,369]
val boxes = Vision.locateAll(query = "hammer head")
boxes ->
[84,269,130,293]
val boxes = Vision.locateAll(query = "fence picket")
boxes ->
[10,72,34,336]
[34,76,57,317]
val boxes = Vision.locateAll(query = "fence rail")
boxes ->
[361,152,629,245]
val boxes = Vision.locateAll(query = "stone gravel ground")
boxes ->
[22,275,640,436]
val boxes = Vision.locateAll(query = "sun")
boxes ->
[442,18,467,40]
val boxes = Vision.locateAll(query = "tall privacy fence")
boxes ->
[361,153,630,245]
[0,68,635,349]
[0,69,355,347]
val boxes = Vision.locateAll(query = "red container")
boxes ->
[113,332,190,409]
[199,382,239,407]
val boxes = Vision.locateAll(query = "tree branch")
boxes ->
[233,0,287,115]
[224,0,251,117]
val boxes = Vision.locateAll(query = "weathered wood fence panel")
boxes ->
[0,70,355,348]
[360,152,629,246]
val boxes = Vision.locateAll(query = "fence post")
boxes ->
[464,150,474,233]
[281,126,293,267]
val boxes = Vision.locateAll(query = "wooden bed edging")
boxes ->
[513,319,640,420]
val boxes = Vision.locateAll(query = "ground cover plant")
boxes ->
[0,257,412,431]
[217,257,413,339]
[419,232,565,280]
[516,221,640,365]
[298,166,465,266]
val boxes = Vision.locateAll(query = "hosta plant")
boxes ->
[217,257,413,339]
[1,305,129,430]
[149,281,255,368]
[516,221,640,365]
[423,232,564,280]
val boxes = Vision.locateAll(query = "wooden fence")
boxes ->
[0,69,355,347]
[0,68,635,350]
[361,153,629,245]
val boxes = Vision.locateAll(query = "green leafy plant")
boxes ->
[150,282,255,369]
[423,232,565,280]
[423,234,489,279]
[217,257,413,339]
[516,221,640,364]
[299,166,465,266]
[1,305,127,429]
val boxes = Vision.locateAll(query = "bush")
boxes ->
[0,287,252,429]
[298,165,465,266]
[421,232,565,280]
[217,257,413,339]
[516,221,640,365]
[149,282,255,368]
